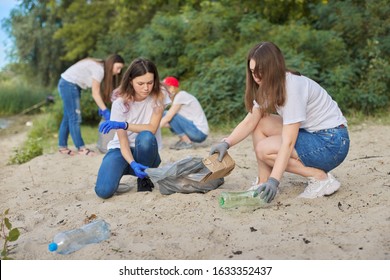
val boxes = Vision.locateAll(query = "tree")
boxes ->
[313,0,390,114]
[5,0,66,86]
[3,0,389,118]
[53,0,116,61]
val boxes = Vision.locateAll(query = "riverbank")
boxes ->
[0,120,389,260]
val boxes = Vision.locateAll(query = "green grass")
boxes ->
[8,113,100,164]
[42,125,99,154]
[344,110,390,126]
[0,81,50,116]
[31,114,99,154]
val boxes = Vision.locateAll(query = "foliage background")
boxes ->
[1,0,389,126]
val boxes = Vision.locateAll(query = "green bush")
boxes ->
[189,49,247,125]
[134,12,188,77]
[79,90,102,124]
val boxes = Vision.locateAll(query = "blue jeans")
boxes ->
[295,126,350,173]
[164,111,207,143]
[95,131,161,199]
[58,78,85,149]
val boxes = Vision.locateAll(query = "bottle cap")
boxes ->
[218,195,225,207]
[48,242,58,252]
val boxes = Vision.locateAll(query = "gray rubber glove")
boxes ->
[255,177,279,203]
[209,141,229,162]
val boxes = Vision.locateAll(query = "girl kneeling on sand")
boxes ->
[95,58,170,198]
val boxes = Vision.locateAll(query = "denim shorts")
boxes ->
[295,125,350,173]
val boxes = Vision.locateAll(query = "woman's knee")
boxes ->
[137,130,155,141]
[254,140,268,161]
[190,133,207,143]
[68,110,82,124]
[95,184,115,199]
[135,131,157,149]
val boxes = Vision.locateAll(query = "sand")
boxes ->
[0,118,389,260]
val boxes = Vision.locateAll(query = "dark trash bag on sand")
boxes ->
[146,156,224,195]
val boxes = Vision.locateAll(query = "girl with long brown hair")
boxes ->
[210,42,350,202]
[58,54,125,156]
[95,58,170,198]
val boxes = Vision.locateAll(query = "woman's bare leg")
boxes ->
[252,114,327,182]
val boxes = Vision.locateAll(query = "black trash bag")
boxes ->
[146,156,224,195]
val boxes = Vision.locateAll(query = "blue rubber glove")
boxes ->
[130,161,149,179]
[98,108,111,120]
[209,141,229,162]
[99,121,126,134]
[254,177,279,203]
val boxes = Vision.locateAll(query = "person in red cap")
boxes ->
[161,76,209,150]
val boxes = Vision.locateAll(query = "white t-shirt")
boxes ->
[254,73,347,132]
[173,90,209,135]
[61,59,104,89]
[107,94,171,150]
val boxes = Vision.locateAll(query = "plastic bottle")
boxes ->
[48,219,111,254]
[218,190,268,209]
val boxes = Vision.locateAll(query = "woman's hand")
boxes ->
[209,141,230,162]
[130,161,149,179]
[255,177,279,203]
[99,121,127,134]
[98,108,111,120]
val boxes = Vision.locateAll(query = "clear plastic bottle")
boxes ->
[218,190,268,209]
[48,219,111,255]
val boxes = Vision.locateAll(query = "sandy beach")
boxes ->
[0,117,389,260]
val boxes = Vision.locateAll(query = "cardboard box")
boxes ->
[201,152,235,182]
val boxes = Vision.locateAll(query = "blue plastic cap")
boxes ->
[48,242,58,252]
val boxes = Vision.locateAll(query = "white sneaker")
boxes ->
[298,173,341,199]
[325,173,341,195]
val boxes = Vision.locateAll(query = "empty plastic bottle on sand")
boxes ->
[48,219,111,254]
[218,190,268,209]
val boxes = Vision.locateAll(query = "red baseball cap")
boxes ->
[163,76,179,88]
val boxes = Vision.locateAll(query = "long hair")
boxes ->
[119,58,163,104]
[102,54,125,103]
[244,42,290,117]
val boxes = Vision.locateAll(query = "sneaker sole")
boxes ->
[298,192,317,199]
[116,183,132,194]
[323,178,341,196]
[175,146,193,150]
[298,178,341,199]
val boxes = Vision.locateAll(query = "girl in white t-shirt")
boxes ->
[210,42,350,202]
[58,54,124,156]
[95,58,170,199]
